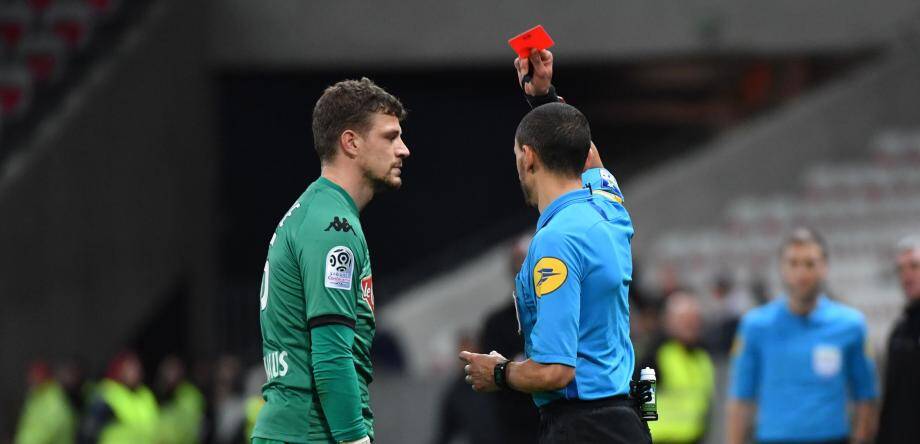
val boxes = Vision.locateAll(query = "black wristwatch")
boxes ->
[493,360,511,390]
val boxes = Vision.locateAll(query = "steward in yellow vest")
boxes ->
[155,356,205,444]
[637,293,715,444]
[14,362,77,444]
[81,352,159,444]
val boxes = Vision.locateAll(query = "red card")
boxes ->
[508,25,555,59]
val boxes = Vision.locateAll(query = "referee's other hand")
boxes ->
[459,350,507,393]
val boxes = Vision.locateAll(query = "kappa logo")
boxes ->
[532,257,568,297]
[325,217,356,236]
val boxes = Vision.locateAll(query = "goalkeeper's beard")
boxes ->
[364,165,402,192]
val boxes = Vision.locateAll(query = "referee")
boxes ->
[726,227,878,444]
[460,50,650,444]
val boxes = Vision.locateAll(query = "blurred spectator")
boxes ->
[632,295,664,363]
[242,366,266,444]
[155,355,205,444]
[80,351,159,444]
[749,276,770,307]
[189,358,215,443]
[431,331,494,444]
[55,358,87,417]
[629,259,661,362]
[14,361,77,444]
[703,273,745,356]
[726,228,878,444]
[637,292,714,444]
[656,264,682,298]
[877,236,920,444]
[370,330,407,372]
[476,234,539,444]
[210,355,245,444]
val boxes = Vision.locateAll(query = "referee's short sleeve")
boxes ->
[729,314,759,400]
[528,230,582,367]
[845,318,878,401]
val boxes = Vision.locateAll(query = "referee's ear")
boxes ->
[520,144,538,174]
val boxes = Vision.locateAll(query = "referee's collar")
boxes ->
[780,294,830,321]
[537,188,591,231]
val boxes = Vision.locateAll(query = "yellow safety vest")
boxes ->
[648,340,715,443]
[157,381,205,444]
[244,395,265,444]
[98,379,159,444]
[14,381,76,444]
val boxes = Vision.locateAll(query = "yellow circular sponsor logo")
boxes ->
[533,257,568,297]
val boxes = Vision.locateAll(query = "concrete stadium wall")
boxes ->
[0,0,215,434]
[209,0,920,68]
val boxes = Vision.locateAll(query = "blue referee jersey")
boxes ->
[730,295,878,442]
[514,168,635,407]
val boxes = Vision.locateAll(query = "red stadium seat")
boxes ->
[0,63,32,118]
[19,33,65,83]
[45,2,92,50]
[84,0,118,17]
[27,0,55,15]
[0,3,31,52]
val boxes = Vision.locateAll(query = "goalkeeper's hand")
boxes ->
[341,437,370,444]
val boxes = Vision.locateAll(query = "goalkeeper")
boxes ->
[251,78,410,444]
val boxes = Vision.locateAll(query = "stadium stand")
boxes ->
[0,62,31,118]
[0,1,214,438]
[0,2,29,54]
[649,130,920,346]
[19,32,65,83]
[0,0,129,158]
[46,2,94,50]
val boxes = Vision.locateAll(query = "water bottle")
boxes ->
[640,367,658,421]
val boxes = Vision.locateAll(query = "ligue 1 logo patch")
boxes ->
[325,246,354,290]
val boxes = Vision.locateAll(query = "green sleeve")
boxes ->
[298,227,362,324]
[311,324,367,442]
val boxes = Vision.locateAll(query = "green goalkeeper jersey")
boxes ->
[252,177,376,443]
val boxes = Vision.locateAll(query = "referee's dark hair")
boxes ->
[780,226,829,260]
[312,77,406,163]
[515,102,591,178]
